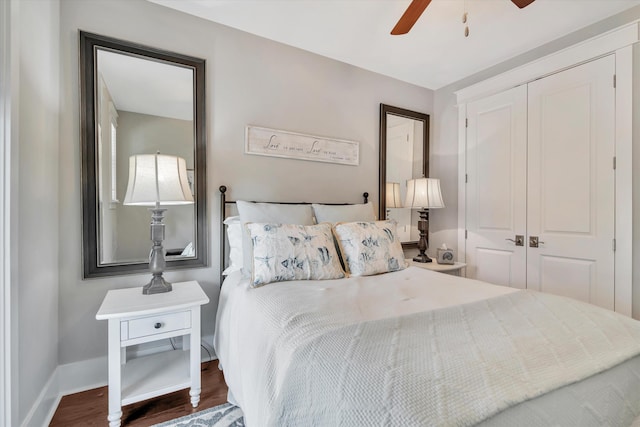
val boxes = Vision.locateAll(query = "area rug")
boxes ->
[152,402,244,427]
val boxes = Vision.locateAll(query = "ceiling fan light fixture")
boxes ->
[511,0,536,9]
[390,0,432,35]
[391,0,536,36]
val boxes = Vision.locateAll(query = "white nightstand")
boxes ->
[406,259,467,276]
[96,280,209,427]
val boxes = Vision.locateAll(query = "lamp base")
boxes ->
[413,253,433,263]
[413,210,432,263]
[142,275,172,295]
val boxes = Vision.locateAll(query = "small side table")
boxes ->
[406,259,466,276]
[96,281,209,427]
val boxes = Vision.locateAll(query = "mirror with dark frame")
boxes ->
[378,104,430,249]
[80,31,207,278]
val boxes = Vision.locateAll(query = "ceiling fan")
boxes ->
[391,0,536,35]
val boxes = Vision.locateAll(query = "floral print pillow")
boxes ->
[246,222,346,287]
[333,220,407,277]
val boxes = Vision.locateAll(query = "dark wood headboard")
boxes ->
[219,185,369,285]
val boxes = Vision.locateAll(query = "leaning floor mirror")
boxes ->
[379,104,430,248]
[80,31,207,278]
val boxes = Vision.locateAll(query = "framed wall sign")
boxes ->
[245,125,359,166]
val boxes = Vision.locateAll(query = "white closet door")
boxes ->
[527,55,615,309]
[466,85,528,289]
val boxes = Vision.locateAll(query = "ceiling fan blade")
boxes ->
[391,0,432,35]
[511,0,535,8]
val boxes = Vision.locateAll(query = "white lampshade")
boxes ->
[123,153,194,206]
[385,182,403,208]
[405,177,445,209]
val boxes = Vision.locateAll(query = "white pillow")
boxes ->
[246,222,345,287]
[222,216,243,276]
[312,202,376,223]
[180,242,195,257]
[236,201,316,276]
[333,220,407,277]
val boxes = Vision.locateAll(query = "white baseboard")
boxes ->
[21,356,110,427]
[20,368,62,427]
[26,335,217,426]
[57,355,109,396]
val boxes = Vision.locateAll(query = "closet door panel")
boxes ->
[538,256,595,303]
[527,55,615,310]
[474,248,516,288]
[540,85,592,233]
[466,85,527,289]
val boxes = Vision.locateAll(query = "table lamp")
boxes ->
[404,177,444,263]
[123,153,194,294]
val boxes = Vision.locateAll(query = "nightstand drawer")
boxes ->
[122,311,191,341]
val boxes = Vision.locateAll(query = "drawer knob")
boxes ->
[154,322,162,329]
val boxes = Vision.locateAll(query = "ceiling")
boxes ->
[149,0,640,90]
[98,49,193,120]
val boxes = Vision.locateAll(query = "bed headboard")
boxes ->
[219,185,369,285]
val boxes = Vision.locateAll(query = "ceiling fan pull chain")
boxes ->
[462,0,470,37]
[390,0,535,36]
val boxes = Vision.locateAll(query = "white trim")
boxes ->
[57,356,109,397]
[614,46,633,317]
[456,103,467,270]
[455,22,639,104]
[19,357,109,427]
[0,1,13,425]
[20,369,61,427]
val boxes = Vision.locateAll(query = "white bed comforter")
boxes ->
[214,267,640,426]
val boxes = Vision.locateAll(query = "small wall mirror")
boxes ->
[80,31,207,278]
[379,104,430,248]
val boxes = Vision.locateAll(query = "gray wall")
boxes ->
[14,0,60,424]
[115,111,195,261]
[431,6,640,318]
[58,0,433,365]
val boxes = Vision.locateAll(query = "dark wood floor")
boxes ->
[49,359,229,426]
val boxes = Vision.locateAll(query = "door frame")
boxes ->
[0,0,15,424]
[456,23,637,316]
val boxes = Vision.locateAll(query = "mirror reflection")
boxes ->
[379,104,429,247]
[80,31,207,278]
[96,50,195,264]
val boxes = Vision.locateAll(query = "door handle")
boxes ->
[505,235,524,246]
[529,236,545,248]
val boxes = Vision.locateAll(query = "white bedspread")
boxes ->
[214,267,640,426]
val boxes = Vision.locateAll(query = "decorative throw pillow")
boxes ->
[236,201,316,277]
[246,222,346,287]
[333,220,407,276]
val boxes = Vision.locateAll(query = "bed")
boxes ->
[214,187,640,426]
